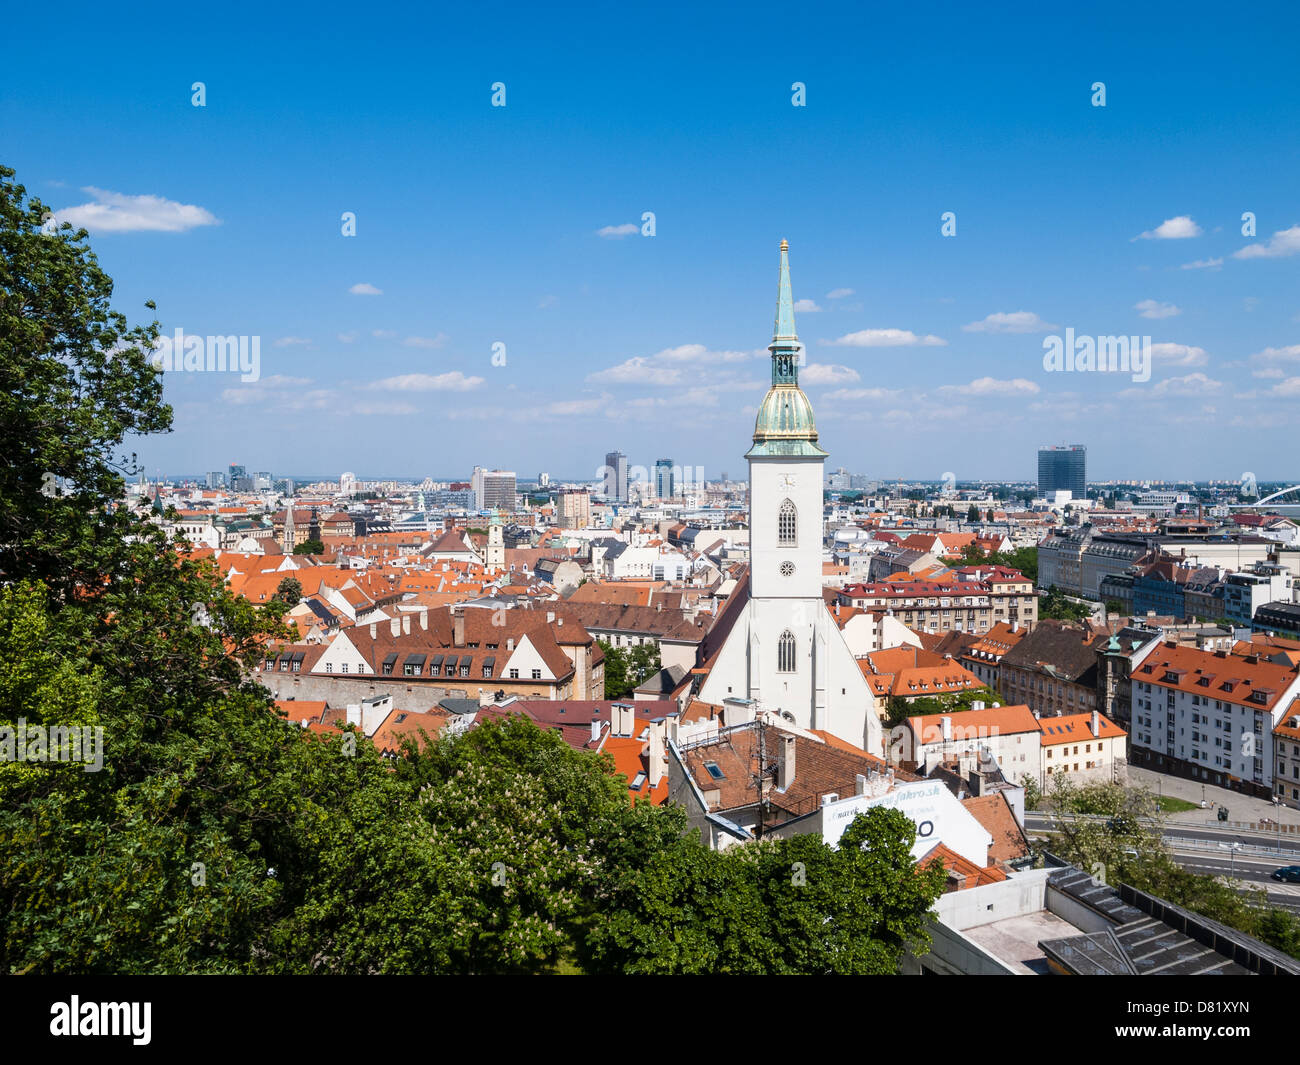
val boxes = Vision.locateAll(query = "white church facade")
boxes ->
[698,242,883,755]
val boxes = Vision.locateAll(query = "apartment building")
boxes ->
[1040,710,1127,788]
[999,621,1101,717]
[1126,641,1300,798]
[1274,706,1300,809]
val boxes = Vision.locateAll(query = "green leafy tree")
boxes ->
[293,539,324,555]
[272,576,303,606]
[597,639,661,699]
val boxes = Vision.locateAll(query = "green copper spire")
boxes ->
[747,240,828,459]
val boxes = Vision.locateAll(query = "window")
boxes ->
[531,668,542,680]
[778,498,797,546]
[778,630,796,673]
[341,663,349,674]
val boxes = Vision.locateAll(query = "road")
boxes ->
[1024,811,1300,911]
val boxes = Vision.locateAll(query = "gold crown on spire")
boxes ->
[779,239,789,251]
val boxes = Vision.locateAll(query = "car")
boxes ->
[1270,866,1300,883]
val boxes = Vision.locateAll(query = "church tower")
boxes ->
[696,241,880,755]
[746,239,828,601]
[282,501,296,553]
[486,507,505,570]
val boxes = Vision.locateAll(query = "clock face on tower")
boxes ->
[780,474,798,488]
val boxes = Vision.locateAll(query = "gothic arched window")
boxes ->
[778,498,797,546]
[778,630,796,673]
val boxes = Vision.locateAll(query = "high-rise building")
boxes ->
[602,451,628,502]
[538,472,550,487]
[472,467,517,511]
[654,459,675,500]
[253,471,273,491]
[557,489,591,530]
[206,471,225,489]
[1038,445,1087,500]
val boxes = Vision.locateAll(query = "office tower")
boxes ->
[654,459,675,500]
[206,471,225,489]
[603,450,628,502]
[1038,445,1087,499]
[473,467,517,511]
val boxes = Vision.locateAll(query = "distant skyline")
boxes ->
[6,2,1299,481]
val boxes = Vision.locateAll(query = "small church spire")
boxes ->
[774,238,796,342]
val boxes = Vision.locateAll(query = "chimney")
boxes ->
[546,610,555,624]
[648,725,665,789]
[777,733,796,790]
[419,607,428,631]
[590,716,602,744]
[940,715,952,742]
[369,622,377,639]
[855,772,867,795]
[402,614,410,635]
[507,637,514,652]
[1091,709,1100,736]
[611,702,634,738]
[346,703,361,727]
[453,610,465,648]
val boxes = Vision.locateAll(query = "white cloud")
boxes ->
[273,336,312,348]
[537,294,557,308]
[826,288,854,299]
[1180,257,1223,270]
[1270,377,1300,397]
[1151,372,1222,396]
[403,333,449,349]
[824,328,946,347]
[801,363,860,385]
[258,375,312,387]
[1135,215,1202,240]
[337,332,358,343]
[822,387,903,402]
[349,283,383,295]
[962,311,1057,334]
[1135,299,1181,319]
[1233,224,1300,260]
[1148,342,1208,367]
[597,223,638,239]
[939,377,1041,396]
[1250,344,1300,364]
[793,298,822,312]
[1253,367,1285,379]
[587,343,757,386]
[368,372,483,392]
[352,401,418,416]
[53,187,219,233]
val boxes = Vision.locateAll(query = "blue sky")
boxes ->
[5,1,1299,484]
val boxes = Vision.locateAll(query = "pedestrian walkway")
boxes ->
[1128,765,1300,827]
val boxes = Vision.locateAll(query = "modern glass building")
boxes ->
[1038,445,1086,499]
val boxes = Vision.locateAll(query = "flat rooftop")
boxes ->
[962,910,1077,975]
